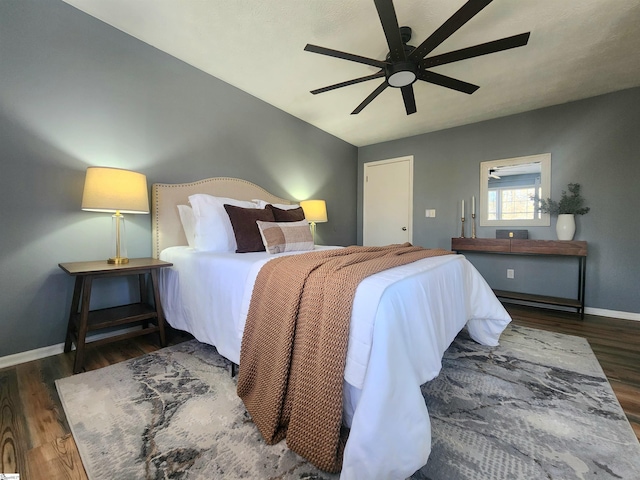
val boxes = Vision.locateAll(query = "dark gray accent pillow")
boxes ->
[265,204,306,222]
[223,204,275,253]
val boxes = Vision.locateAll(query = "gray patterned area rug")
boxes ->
[56,325,640,480]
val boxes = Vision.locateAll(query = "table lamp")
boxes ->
[300,199,328,244]
[81,166,150,264]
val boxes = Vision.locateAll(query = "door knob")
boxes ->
[402,227,407,231]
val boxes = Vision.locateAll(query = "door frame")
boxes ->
[363,155,414,246]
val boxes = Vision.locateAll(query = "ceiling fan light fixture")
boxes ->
[386,61,417,88]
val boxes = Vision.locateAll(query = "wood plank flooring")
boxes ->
[1,308,638,479]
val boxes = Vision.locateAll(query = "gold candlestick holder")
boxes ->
[471,213,476,239]
[460,217,465,238]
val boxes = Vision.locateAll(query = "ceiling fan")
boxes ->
[304,0,530,115]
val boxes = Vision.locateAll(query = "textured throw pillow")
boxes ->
[177,204,196,248]
[224,204,275,253]
[188,194,257,252]
[256,219,314,254]
[265,204,306,222]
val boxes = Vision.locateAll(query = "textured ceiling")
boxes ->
[62,0,640,147]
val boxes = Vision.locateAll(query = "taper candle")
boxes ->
[472,196,475,215]
[461,199,465,219]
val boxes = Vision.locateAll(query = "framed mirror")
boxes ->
[479,153,551,227]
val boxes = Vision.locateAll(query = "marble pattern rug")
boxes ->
[56,325,640,480]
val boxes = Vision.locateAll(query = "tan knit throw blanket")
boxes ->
[237,243,453,472]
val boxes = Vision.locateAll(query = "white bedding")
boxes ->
[159,246,511,480]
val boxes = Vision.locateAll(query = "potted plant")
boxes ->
[537,183,590,240]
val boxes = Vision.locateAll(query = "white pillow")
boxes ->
[189,194,257,251]
[252,199,299,210]
[177,205,196,248]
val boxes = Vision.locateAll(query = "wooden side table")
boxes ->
[59,258,173,373]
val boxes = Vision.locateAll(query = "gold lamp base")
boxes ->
[310,221,317,244]
[108,212,129,264]
[108,257,129,265]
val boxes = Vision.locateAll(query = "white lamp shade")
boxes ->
[300,199,328,223]
[81,167,150,214]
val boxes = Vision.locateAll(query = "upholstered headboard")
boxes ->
[151,177,291,258]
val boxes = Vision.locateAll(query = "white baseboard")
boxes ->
[0,343,65,370]
[0,326,142,371]
[585,307,640,322]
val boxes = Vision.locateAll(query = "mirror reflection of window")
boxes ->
[487,164,541,221]
[479,153,550,227]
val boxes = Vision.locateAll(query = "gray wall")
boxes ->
[0,1,357,357]
[2,0,637,360]
[359,87,640,314]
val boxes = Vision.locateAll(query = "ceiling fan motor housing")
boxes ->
[385,26,417,87]
[386,61,417,87]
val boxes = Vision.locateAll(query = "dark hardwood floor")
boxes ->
[1,307,638,479]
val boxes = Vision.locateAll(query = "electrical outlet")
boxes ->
[507,269,515,279]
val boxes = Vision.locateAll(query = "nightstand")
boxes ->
[59,258,173,373]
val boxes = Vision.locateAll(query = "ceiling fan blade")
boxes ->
[352,81,388,114]
[373,0,406,61]
[310,71,385,95]
[401,85,417,115]
[305,44,388,69]
[409,0,493,61]
[417,70,479,94]
[421,32,531,68]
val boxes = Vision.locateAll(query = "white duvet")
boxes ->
[159,246,511,480]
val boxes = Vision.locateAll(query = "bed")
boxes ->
[152,177,512,480]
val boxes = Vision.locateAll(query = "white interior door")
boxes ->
[363,156,413,246]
